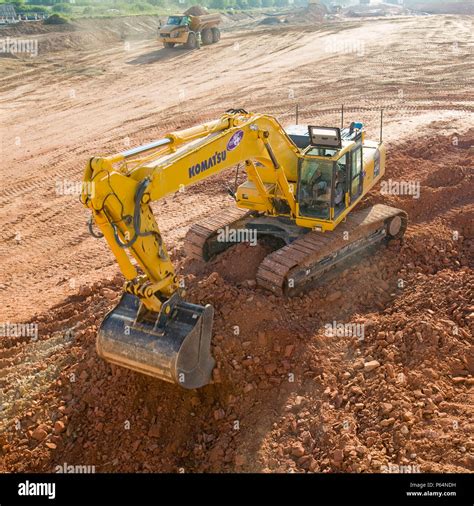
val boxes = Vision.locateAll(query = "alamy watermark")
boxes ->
[380,179,420,199]
[0,322,38,340]
[56,180,95,198]
[381,463,421,474]
[18,481,55,500]
[216,226,257,247]
[324,321,365,340]
[325,37,365,56]
[55,462,96,473]
[0,38,38,57]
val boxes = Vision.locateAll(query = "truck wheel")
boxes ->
[201,28,213,45]
[185,32,198,49]
[211,28,221,43]
[163,42,175,48]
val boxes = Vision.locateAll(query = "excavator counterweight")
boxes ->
[81,110,407,389]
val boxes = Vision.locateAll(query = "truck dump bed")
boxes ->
[189,13,221,31]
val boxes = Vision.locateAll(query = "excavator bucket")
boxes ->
[96,293,215,389]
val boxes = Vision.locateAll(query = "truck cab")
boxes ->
[158,13,221,49]
[165,15,190,27]
[159,16,192,48]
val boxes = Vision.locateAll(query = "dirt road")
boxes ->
[0,14,472,473]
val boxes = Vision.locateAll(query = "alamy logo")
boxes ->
[18,481,55,500]
[0,37,38,57]
[324,321,365,340]
[324,37,365,56]
[55,462,96,473]
[381,464,421,474]
[56,179,95,198]
[216,226,257,246]
[0,322,38,339]
[380,179,420,199]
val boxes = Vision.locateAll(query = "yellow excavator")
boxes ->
[81,109,406,389]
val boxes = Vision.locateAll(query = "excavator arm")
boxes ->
[81,111,300,313]
[81,110,301,388]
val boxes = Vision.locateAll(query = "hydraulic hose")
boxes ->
[113,178,166,259]
[112,178,151,249]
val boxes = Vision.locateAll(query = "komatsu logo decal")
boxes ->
[188,150,227,178]
[227,130,244,151]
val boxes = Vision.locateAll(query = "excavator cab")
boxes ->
[297,125,363,224]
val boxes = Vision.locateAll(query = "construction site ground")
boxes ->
[0,13,472,473]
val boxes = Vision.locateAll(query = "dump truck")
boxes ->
[158,13,221,49]
[81,109,407,389]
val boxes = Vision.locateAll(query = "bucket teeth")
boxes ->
[96,294,215,389]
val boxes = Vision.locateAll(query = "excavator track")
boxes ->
[184,205,254,261]
[257,204,407,296]
[185,204,407,296]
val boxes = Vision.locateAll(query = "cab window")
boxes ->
[298,158,333,220]
[334,153,348,216]
[351,146,362,198]
[167,16,182,25]
[306,147,338,157]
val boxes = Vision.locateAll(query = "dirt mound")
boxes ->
[259,17,285,26]
[0,20,75,37]
[0,16,162,55]
[1,133,472,473]
[306,3,328,20]
[206,242,274,284]
[407,1,474,15]
[286,4,328,24]
[184,5,209,16]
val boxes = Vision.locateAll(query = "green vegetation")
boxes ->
[43,12,68,23]
[52,2,72,13]
[0,0,308,19]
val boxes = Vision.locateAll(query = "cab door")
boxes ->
[350,145,363,201]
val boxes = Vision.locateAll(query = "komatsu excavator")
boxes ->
[81,109,407,389]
